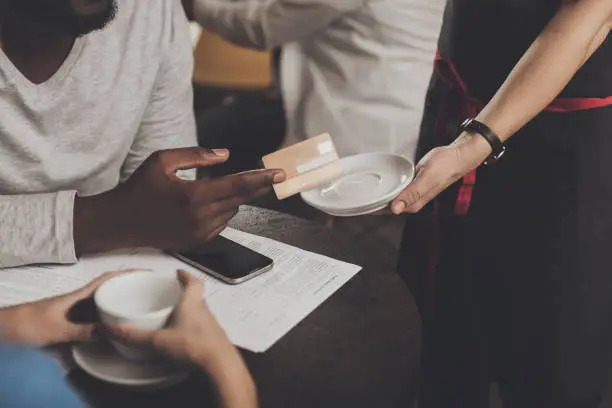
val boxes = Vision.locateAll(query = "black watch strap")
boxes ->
[459,118,506,165]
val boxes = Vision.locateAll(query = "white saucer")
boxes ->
[306,200,388,217]
[301,153,414,216]
[73,342,191,390]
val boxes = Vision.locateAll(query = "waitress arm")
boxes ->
[456,0,612,157]
[187,0,367,50]
[390,0,612,214]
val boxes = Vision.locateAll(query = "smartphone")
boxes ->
[173,236,274,285]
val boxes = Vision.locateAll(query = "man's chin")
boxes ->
[8,0,118,37]
[69,0,117,36]
[73,0,113,15]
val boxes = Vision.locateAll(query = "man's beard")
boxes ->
[7,0,118,37]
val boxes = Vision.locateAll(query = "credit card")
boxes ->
[262,133,342,199]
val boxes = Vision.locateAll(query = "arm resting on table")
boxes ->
[0,190,151,269]
[0,192,77,268]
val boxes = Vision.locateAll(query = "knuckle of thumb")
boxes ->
[72,326,94,341]
[117,330,141,344]
[402,189,421,205]
[110,325,131,339]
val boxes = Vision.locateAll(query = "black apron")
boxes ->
[398,1,612,407]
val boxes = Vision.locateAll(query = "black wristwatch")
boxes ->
[459,118,506,165]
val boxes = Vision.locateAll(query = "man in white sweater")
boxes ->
[0,0,284,268]
[184,0,445,159]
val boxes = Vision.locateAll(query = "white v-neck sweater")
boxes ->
[0,0,196,268]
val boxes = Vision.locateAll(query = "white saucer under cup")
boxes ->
[301,153,415,216]
[72,342,190,390]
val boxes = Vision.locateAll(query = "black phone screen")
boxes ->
[176,236,273,282]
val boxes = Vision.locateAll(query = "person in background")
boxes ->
[387,0,612,407]
[182,0,445,160]
[0,0,284,269]
[0,270,256,408]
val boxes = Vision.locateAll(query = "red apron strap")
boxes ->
[435,52,471,96]
[434,54,482,215]
[547,96,612,112]
[454,171,476,215]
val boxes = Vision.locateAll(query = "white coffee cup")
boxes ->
[94,272,183,362]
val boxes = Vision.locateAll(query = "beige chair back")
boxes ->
[193,29,272,90]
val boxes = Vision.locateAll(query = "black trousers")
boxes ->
[398,73,612,408]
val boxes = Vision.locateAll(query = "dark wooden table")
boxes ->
[70,206,421,408]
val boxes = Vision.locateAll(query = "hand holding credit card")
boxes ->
[262,134,342,199]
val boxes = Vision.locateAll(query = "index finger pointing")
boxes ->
[156,147,229,175]
[198,169,286,202]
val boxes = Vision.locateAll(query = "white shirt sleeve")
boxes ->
[0,191,77,268]
[121,0,198,181]
[193,0,368,49]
